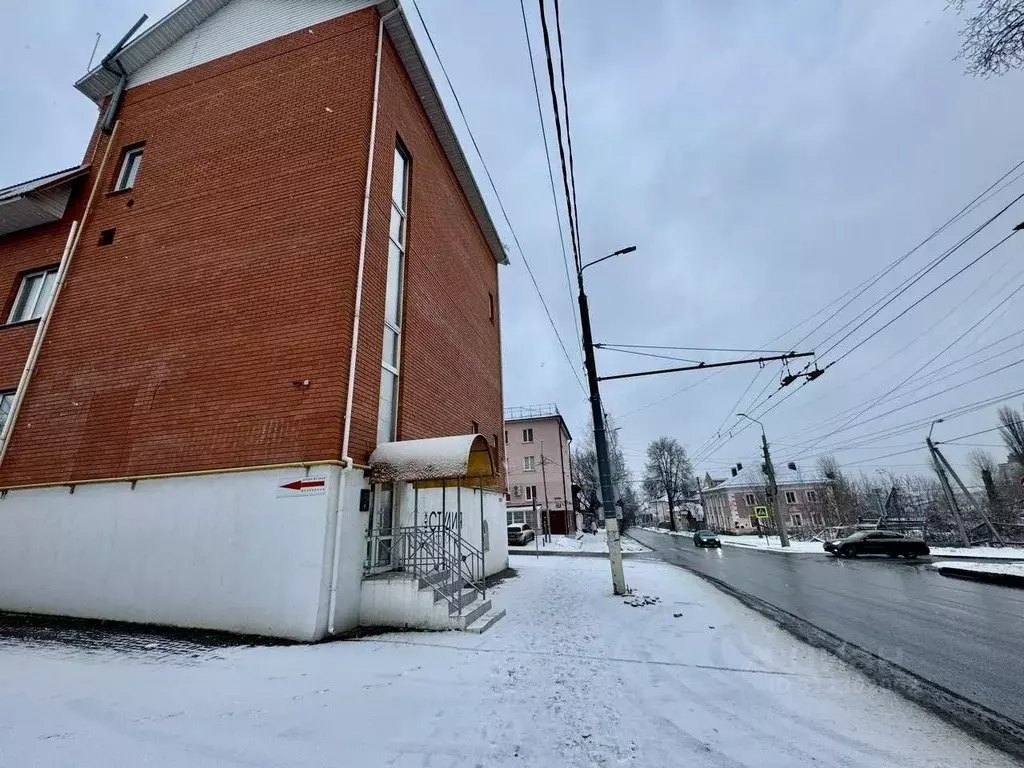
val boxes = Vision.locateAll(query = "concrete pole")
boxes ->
[541,439,552,542]
[927,438,971,547]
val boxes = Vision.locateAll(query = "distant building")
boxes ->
[702,462,831,533]
[504,404,575,534]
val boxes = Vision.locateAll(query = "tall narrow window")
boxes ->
[115,144,145,191]
[377,144,409,445]
[8,267,58,324]
[0,391,16,436]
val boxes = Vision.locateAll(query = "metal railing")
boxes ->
[504,403,559,422]
[365,523,485,616]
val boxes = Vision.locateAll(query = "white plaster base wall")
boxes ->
[0,466,365,642]
[358,573,452,630]
[394,484,509,577]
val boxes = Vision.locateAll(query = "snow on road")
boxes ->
[932,560,1024,577]
[509,532,649,553]
[0,557,1014,767]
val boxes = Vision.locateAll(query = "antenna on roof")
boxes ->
[87,33,102,73]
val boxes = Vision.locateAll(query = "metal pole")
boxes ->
[532,495,539,558]
[760,429,790,548]
[933,444,1005,546]
[541,439,552,542]
[578,280,626,594]
[456,478,463,617]
[927,438,971,547]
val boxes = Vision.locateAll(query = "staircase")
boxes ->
[360,524,505,633]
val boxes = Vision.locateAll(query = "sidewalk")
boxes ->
[508,532,649,555]
[0,557,1015,766]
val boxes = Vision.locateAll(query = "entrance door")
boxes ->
[366,483,398,572]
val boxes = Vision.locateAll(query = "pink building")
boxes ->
[503,404,575,534]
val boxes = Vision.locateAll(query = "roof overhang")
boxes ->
[369,434,496,485]
[0,165,90,238]
[73,0,508,267]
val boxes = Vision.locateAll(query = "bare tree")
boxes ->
[968,448,1009,523]
[643,437,693,532]
[997,405,1024,466]
[949,1,1024,75]
[817,455,863,525]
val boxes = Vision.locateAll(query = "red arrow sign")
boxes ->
[279,479,325,491]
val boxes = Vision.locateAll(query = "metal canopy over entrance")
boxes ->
[368,433,497,487]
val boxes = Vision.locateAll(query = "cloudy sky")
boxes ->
[3,1,1024,484]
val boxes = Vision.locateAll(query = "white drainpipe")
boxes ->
[328,8,395,635]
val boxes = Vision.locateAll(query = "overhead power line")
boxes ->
[552,0,582,261]
[410,0,585,394]
[517,0,581,365]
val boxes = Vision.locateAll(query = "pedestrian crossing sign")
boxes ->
[754,505,770,520]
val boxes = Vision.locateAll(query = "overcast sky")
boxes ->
[3,1,1024,485]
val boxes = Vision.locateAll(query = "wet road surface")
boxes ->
[630,528,1024,727]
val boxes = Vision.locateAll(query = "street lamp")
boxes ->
[736,412,789,547]
[577,245,636,595]
[928,418,944,441]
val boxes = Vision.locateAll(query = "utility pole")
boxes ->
[578,247,634,595]
[931,440,1005,546]
[927,419,971,547]
[739,413,789,547]
[540,440,552,543]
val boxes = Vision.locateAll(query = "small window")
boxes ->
[0,391,16,435]
[115,144,145,191]
[8,267,58,324]
[525,485,537,500]
[806,490,818,503]
[524,456,536,471]
[471,420,479,434]
[812,514,823,526]
[745,493,755,506]
[785,491,797,504]
[790,513,802,527]
[523,428,534,443]
[488,292,495,323]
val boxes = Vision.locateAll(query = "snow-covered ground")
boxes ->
[928,545,1024,560]
[932,561,1024,577]
[0,557,1015,767]
[717,534,825,553]
[509,532,649,553]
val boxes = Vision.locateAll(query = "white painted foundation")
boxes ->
[0,465,371,642]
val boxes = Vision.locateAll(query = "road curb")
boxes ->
[935,567,1024,588]
[685,568,1024,761]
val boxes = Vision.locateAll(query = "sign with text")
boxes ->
[277,475,327,497]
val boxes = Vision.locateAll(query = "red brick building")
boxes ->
[0,0,508,640]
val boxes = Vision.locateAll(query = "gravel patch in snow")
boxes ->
[0,557,1016,766]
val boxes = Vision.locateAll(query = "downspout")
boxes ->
[0,122,121,468]
[98,14,148,134]
[327,9,395,635]
[340,7,397,468]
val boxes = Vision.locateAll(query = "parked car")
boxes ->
[507,523,535,546]
[657,521,673,530]
[693,530,721,548]
[824,530,929,558]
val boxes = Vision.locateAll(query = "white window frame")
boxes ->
[507,509,526,525]
[745,493,755,506]
[790,513,803,527]
[525,485,537,501]
[522,428,534,443]
[115,145,145,191]
[377,144,409,445]
[8,267,58,324]
[524,455,536,471]
[806,490,818,503]
[785,491,797,504]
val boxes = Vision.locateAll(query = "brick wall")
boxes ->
[0,8,503,486]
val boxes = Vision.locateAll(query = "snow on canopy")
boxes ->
[369,434,494,482]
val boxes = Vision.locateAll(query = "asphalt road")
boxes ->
[630,528,1024,728]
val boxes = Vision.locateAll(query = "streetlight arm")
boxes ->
[581,246,637,272]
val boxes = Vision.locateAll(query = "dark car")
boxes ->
[824,530,929,558]
[693,530,721,548]
[507,523,535,546]
[657,521,673,530]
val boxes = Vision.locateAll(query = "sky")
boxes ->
[2,1,1024,486]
